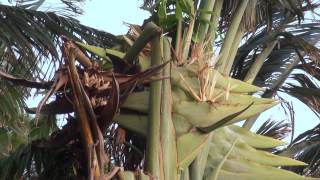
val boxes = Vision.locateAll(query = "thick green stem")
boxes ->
[242,39,278,129]
[223,28,245,74]
[242,115,259,130]
[195,0,216,43]
[123,22,162,64]
[203,0,223,62]
[216,0,249,74]
[146,33,162,178]
[189,133,213,180]
[175,19,183,63]
[181,167,190,180]
[206,0,223,42]
[161,37,178,180]
[244,39,279,84]
[182,18,195,62]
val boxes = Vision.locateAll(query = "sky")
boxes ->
[26,0,319,140]
[78,0,150,35]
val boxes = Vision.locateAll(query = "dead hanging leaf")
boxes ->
[77,70,109,176]
[61,36,93,68]
[93,62,169,123]
[35,69,69,125]
[0,69,52,89]
[22,36,169,179]
[119,80,137,103]
[97,82,110,92]
[115,128,126,145]
[117,61,170,91]
[83,71,90,87]
[64,41,102,179]
[92,62,168,96]
[99,73,120,133]
[104,166,122,180]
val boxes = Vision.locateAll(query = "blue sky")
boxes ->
[78,0,150,35]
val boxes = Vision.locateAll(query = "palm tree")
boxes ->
[1,0,320,179]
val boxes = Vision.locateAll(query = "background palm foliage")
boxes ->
[279,123,320,177]
[0,0,118,140]
[1,0,320,179]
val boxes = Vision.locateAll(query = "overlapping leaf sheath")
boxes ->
[203,125,312,180]
[114,115,311,180]
[170,64,278,131]
[113,61,311,180]
[119,63,278,133]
